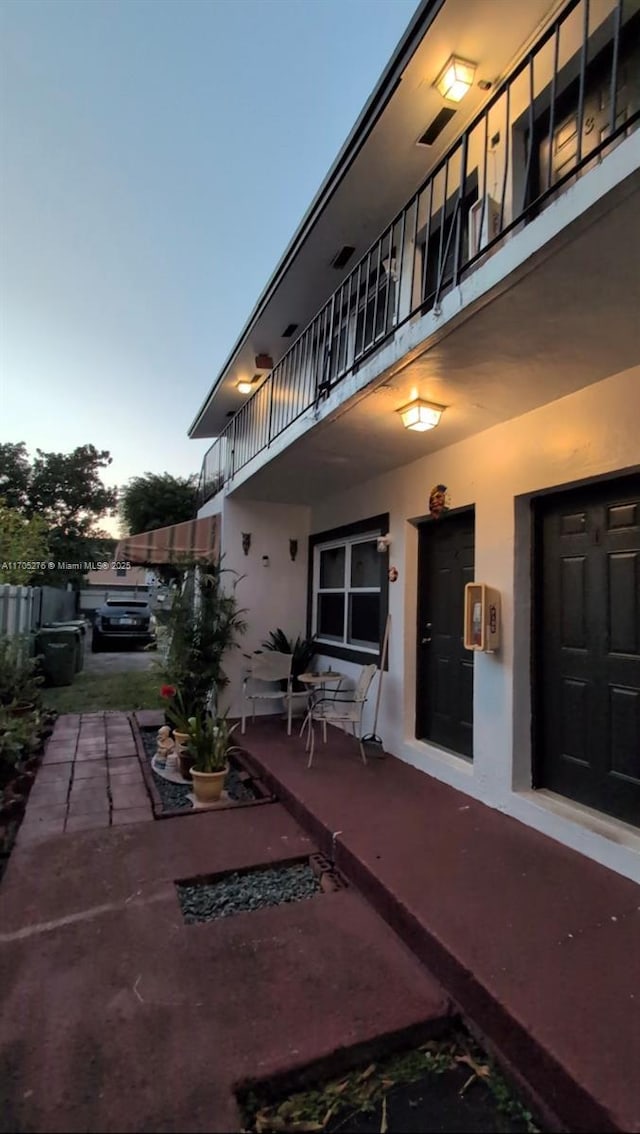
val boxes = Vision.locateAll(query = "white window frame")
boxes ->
[312,530,381,655]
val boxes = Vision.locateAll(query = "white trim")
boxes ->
[313,530,382,652]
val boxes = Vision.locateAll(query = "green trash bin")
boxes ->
[37,627,80,683]
[40,640,76,687]
[47,621,87,671]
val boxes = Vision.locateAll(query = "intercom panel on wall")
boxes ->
[464,583,501,652]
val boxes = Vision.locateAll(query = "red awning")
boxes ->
[115,515,219,566]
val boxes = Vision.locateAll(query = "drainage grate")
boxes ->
[176,856,347,923]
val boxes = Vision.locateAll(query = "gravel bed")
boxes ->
[177,862,321,922]
[140,728,259,812]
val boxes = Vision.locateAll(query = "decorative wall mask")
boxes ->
[289,539,298,562]
[242,532,251,556]
[428,484,450,519]
[388,566,399,583]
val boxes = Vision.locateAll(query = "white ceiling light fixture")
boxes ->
[434,56,476,103]
[236,379,255,395]
[397,398,445,432]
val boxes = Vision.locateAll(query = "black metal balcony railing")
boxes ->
[199,0,639,505]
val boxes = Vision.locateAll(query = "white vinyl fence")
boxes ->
[0,585,39,637]
[0,585,77,637]
[78,586,149,614]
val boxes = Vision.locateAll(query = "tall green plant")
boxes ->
[164,559,247,717]
[187,712,240,773]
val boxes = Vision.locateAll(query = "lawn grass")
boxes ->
[42,669,164,714]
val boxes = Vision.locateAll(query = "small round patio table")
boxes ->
[298,670,346,741]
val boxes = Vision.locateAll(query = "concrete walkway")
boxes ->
[0,713,450,1134]
[84,628,158,675]
[239,717,640,1134]
[18,714,153,843]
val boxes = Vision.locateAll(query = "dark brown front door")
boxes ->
[535,476,640,825]
[417,510,475,757]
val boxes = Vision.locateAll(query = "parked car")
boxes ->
[92,599,157,653]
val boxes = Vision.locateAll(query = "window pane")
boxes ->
[348,594,380,648]
[350,540,379,588]
[317,594,345,641]
[320,546,345,588]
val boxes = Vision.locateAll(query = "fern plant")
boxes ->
[261,629,316,691]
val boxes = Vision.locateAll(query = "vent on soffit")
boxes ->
[331,245,355,269]
[418,107,457,147]
[282,323,298,338]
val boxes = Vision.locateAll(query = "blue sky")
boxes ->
[1,0,417,522]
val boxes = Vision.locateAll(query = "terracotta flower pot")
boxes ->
[190,766,227,805]
[9,703,35,718]
[177,751,192,780]
[172,732,191,780]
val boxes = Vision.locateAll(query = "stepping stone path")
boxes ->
[17,712,153,844]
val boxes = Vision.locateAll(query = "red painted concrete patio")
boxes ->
[238,717,640,1134]
[0,714,449,1134]
[3,711,639,1132]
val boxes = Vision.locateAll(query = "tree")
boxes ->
[0,500,49,584]
[119,472,198,537]
[0,443,31,511]
[119,472,199,584]
[0,443,118,587]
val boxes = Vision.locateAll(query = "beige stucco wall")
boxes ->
[309,364,640,882]
[212,498,311,718]
[85,564,151,588]
[198,366,640,878]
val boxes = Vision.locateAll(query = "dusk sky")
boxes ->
[1,0,417,528]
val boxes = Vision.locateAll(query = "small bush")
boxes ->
[0,635,43,710]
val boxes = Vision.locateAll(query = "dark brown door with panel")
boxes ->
[536,476,640,825]
[417,511,475,758]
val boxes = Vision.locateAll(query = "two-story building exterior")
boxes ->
[189,0,640,882]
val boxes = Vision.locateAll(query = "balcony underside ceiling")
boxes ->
[192,0,563,437]
[232,175,640,505]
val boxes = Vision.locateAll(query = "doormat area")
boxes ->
[176,854,345,923]
[138,727,272,816]
[238,1031,541,1134]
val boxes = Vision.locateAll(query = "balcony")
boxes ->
[199,0,640,506]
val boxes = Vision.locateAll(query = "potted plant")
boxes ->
[187,713,240,804]
[261,629,316,692]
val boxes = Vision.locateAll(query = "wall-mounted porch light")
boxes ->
[434,56,476,103]
[397,398,445,432]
